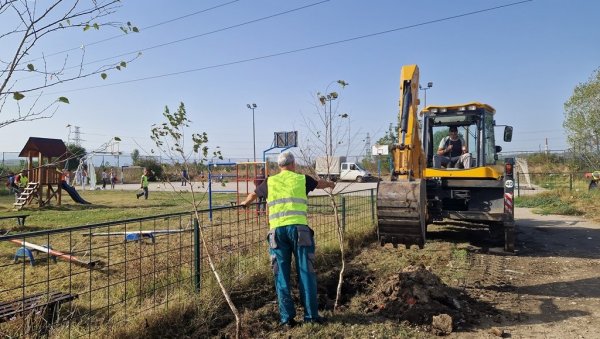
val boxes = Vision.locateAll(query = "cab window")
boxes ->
[484,112,496,165]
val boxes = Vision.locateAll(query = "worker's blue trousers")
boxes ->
[268,225,319,324]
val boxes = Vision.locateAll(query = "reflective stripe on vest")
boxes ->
[268,197,308,207]
[267,170,308,228]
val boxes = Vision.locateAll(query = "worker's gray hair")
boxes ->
[277,152,295,167]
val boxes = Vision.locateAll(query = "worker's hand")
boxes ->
[239,201,249,209]
[446,144,453,153]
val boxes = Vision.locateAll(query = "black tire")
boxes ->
[589,180,598,190]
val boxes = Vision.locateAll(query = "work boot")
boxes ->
[281,319,298,330]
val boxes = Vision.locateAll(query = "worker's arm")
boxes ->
[240,192,257,207]
[316,179,335,190]
[461,137,468,154]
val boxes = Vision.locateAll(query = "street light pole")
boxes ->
[419,82,433,108]
[322,92,338,156]
[246,103,258,161]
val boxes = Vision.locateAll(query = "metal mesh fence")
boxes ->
[515,171,591,196]
[0,189,375,337]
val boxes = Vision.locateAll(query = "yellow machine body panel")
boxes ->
[423,166,503,180]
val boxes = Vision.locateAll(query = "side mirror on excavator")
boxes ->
[503,126,513,142]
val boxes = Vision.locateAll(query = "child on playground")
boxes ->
[110,169,116,189]
[136,168,149,200]
[19,171,29,189]
[101,169,108,190]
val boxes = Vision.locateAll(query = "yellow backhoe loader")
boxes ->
[377,65,516,251]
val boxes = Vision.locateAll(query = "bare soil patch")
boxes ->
[214,207,600,338]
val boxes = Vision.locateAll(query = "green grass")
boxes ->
[516,191,583,216]
[0,189,238,229]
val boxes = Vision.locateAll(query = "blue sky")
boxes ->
[1,0,599,161]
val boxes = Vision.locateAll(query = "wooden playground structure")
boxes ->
[14,137,67,210]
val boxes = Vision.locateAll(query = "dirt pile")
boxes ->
[363,264,470,335]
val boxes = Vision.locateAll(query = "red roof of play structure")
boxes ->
[18,137,68,158]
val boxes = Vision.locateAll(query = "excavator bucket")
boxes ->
[377,180,427,249]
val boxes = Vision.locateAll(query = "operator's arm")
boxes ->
[437,137,450,156]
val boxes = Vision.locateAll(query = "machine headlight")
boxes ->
[440,108,447,113]
[467,105,477,110]
[458,106,466,111]
[430,108,438,113]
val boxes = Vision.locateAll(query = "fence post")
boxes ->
[341,196,346,232]
[193,218,201,292]
[569,173,573,191]
[516,173,520,197]
[370,189,375,225]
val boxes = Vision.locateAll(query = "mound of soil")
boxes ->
[363,264,469,335]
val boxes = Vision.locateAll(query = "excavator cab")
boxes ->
[422,103,501,170]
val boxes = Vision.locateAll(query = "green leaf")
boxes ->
[13,92,25,100]
[116,66,121,71]
[58,97,70,104]
[119,61,127,68]
[66,19,71,25]
[83,24,90,31]
[132,27,139,33]
[114,137,122,141]
[27,64,34,71]
[100,73,107,80]
[93,23,100,30]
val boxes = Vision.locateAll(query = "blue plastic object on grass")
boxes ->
[124,233,156,243]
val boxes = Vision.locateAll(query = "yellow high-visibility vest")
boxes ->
[267,170,308,228]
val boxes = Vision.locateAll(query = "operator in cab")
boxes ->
[433,126,472,169]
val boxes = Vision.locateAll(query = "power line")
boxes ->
[22,0,243,64]
[17,0,331,83]
[51,0,533,95]
[76,0,331,70]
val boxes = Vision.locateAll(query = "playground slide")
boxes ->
[60,181,91,205]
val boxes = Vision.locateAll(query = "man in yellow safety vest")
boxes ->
[241,152,335,328]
